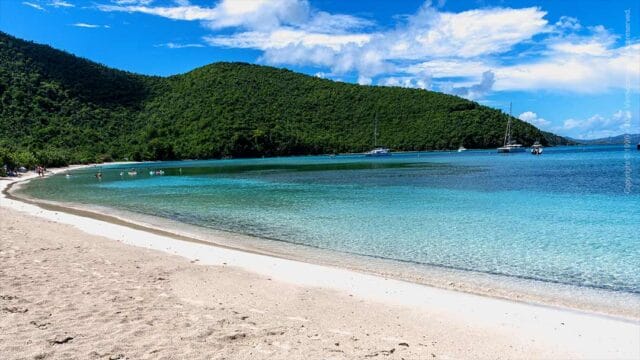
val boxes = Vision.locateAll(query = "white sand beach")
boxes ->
[1,169,639,359]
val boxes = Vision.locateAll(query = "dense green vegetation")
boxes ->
[0,31,570,171]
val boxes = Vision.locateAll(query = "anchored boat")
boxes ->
[365,113,391,157]
[531,141,543,155]
[497,103,526,153]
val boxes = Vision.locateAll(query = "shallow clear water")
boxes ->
[20,146,640,293]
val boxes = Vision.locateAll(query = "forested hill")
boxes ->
[0,31,570,168]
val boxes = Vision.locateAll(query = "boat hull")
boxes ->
[365,147,391,157]
[497,147,526,153]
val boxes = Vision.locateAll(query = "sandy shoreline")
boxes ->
[2,167,639,359]
[9,166,640,321]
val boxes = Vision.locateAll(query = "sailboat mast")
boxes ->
[374,112,378,147]
[508,102,512,145]
[503,102,512,146]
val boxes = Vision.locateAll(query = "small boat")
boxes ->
[365,113,391,157]
[498,144,526,153]
[128,169,137,176]
[365,147,391,157]
[531,142,543,155]
[637,143,640,150]
[458,146,467,152]
[497,103,526,153]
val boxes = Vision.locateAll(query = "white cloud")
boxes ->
[72,23,109,28]
[111,0,154,5]
[495,43,640,93]
[204,29,370,51]
[49,0,73,7]
[303,11,373,33]
[379,76,431,90]
[155,42,204,49]
[99,0,313,31]
[440,71,495,100]
[390,5,549,59]
[22,2,45,11]
[561,110,635,139]
[404,60,489,79]
[554,16,581,31]
[518,111,551,128]
[357,75,372,86]
[201,4,548,81]
[546,25,616,56]
[96,0,640,98]
[99,4,216,21]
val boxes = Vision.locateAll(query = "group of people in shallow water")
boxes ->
[36,165,47,177]
[93,167,173,180]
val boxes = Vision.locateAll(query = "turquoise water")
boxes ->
[20,146,640,294]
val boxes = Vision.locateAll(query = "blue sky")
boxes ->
[1,0,639,139]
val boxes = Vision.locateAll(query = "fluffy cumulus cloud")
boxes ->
[96,0,640,101]
[518,111,551,128]
[378,75,431,90]
[388,5,548,59]
[194,2,549,88]
[442,71,495,100]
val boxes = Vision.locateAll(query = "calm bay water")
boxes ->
[20,146,640,294]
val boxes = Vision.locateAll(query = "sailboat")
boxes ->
[497,103,526,153]
[365,113,391,157]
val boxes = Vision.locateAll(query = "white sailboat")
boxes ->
[365,113,391,157]
[497,103,526,153]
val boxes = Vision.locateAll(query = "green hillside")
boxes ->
[0,31,569,169]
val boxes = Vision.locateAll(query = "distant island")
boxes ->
[571,134,640,145]
[0,31,571,169]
